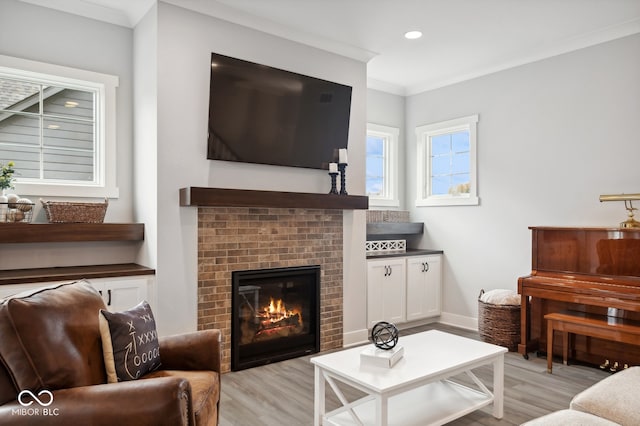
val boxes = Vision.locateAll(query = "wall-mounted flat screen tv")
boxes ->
[207,53,352,170]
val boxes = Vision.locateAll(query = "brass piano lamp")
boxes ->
[599,193,640,229]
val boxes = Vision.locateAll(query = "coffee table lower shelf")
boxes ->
[323,380,493,426]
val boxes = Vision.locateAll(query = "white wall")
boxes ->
[133,5,158,272]
[366,89,406,210]
[0,0,368,342]
[154,2,368,336]
[0,0,138,269]
[404,34,640,329]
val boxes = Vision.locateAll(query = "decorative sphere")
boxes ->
[371,321,399,350]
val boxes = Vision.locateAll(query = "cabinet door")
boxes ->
[95,277,150,312]
[0,277,153,313]
[406,255,442,321]
[367,258,406,326]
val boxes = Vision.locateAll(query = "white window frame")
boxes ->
[366,123,399,207]
[0,54,119,198]
[415,114,479,207]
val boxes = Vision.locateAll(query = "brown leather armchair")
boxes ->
[0,280,221,425]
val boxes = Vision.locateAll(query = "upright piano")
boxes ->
[518,226,640,366]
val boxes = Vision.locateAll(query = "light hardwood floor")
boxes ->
[219,323,610,425]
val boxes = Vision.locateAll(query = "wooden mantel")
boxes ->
[179,187,369,210]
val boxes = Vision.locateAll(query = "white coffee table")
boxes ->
[310,330,507,426]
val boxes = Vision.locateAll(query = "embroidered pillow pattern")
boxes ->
[99,301,161,383]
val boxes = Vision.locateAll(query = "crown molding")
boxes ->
[163,0,377,63]
[19,0,154,28]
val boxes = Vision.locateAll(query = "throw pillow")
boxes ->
[479,289,520,305]
[99,300,161,383]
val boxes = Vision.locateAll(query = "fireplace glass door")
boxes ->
[231,265,320,370]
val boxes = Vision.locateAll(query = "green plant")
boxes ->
[0,161,16,190]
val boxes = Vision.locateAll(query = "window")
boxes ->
[416,115,479,206]
[0,55,119,198]
[366,123,399,207]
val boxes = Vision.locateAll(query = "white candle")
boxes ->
[339,149,348,164]
[329,163,338,173]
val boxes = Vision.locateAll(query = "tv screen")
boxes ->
[207,53,352,170]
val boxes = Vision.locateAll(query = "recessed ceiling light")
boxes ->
[64,101,79,108]
[404,30,423,40]
[47,124,60,129]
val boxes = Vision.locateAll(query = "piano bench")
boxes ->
[545,311,640,373]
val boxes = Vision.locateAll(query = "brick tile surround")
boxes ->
[197,207,344,372]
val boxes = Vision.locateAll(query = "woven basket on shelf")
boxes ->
[41,199,108,223]
[477,289,521,351]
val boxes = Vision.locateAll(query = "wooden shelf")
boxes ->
[0,263,155,285]
[180,187,369,210]
[0,223,144,244]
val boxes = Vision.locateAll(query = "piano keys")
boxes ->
[518,227,640,367]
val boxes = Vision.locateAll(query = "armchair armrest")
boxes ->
[0,376,192,426]
[159,329,222,373]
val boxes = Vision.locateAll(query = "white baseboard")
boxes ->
[342,328,369,347]
[438,312,478,331]
[343,313,478,347]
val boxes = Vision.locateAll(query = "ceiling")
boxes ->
[21,0,640,95]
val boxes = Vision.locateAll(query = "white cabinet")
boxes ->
[367,254,442,327]
[366,258,406,325]
[406,255,442,321]
[0,275,154,312]
[92,277,151,312]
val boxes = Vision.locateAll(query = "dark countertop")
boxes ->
[366,248,443,259]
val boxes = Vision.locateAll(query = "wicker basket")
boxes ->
[41,199,108,223]
[0,202,35,223]
[478,289,521,351]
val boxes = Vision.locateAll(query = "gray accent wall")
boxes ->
[404,33,640,327]
[366,88,406,210]
[0,0,136,270]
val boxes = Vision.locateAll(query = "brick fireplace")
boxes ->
[197,206,344,372]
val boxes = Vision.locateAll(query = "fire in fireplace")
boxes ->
[231,265,320,371]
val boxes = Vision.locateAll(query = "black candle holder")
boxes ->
[338,163,348,195]
[328,172,339,194]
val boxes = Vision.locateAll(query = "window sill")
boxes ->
[13,182,119,199]
[416,195,479,207]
